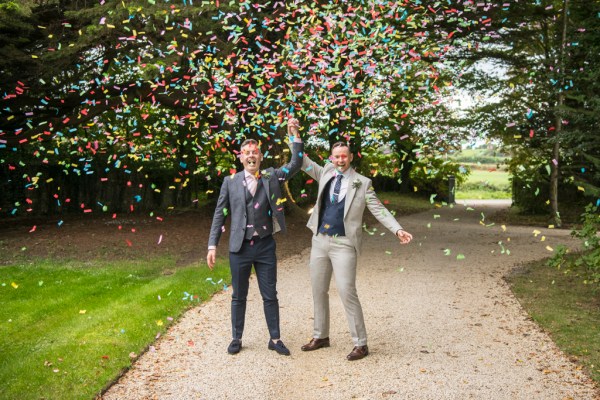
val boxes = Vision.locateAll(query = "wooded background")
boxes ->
[1,0,598,225]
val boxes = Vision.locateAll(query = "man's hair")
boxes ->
[331,141,350,151]
[241,138,260,150]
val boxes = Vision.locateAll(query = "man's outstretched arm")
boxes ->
[365,182,413,244]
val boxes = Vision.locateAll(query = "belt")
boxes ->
[317,232,345,237]
[243,234,272,242]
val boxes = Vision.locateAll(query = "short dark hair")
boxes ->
[241,138,259,150]
[331,141,350,151]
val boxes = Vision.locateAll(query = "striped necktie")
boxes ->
[332,174,343,203]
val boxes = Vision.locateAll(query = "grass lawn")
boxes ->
[0,193,432,400]
[506,259,600,384]
[456,165,511,200]
[466,168,510,187]
[0,257,230,400]
[376,192,437,214]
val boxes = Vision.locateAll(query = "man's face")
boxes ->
[240,143,262,175]
[330,146,353,173]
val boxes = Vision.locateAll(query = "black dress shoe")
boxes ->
[227,339,242,354]
[346,345,368,361]
[268,339,291,356]
[301,337,330,351]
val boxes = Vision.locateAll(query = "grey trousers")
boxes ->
[309,233,367,346]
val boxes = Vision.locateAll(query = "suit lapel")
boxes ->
[234,172,247,204]
[343,169,358,218]
[261,169,271,204]
[318,166,336,206]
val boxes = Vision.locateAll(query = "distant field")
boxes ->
[456,165,511,200]
[467,167,510,186]
[449,147,511,200]
[451,147,507,165]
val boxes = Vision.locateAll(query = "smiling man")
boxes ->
[207,118,303,356]
[296,140,413,361]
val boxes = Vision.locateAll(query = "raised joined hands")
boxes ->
[288,117,301,139]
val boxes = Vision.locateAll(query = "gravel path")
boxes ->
[103,201,599,400]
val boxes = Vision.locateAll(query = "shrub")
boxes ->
[547,203,600,286]
[573,204,600,284]
[409,156,469,201]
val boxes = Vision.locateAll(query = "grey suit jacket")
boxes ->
[208,141,304,253]
[302,154,402,256]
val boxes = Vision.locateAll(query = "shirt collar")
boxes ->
[333,168,352,179]
[244,170,259,180]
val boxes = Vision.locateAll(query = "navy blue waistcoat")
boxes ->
[318,178,346,236]
[245,180,273,240]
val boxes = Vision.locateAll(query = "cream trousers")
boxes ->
[309,233,367,346]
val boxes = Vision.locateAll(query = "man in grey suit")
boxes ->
[295,139,413,361]
[207,119,303,356]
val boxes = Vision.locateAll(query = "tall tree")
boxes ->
[3,0,550,216]
[450,0,599,219]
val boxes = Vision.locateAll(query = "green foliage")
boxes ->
[0,0,598,221]
[506,151,551,213]
[409,156,469,201]
[0,0,473,217]
[547,244,569,270]
[0,1,20,13]
[450,147,507,165]
[557,2,600,200]
[509,155,586,215]
[511,162,589,218]
[356,148,400,179]
[547,204,600,286]
[572,204,600,285]
[455,0,600,219]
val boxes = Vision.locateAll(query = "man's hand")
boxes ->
[396,230,413,244]
[288,117,301,139]
[207,249,216,270]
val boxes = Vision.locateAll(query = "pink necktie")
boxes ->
[247,175,257,196]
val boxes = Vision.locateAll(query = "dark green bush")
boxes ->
[409,156,469,201]
[547,204,600,286]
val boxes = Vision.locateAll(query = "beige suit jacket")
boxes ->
[302,154,403,256]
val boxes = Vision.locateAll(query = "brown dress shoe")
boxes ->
[346,345,369,361]
[301,337,330,351]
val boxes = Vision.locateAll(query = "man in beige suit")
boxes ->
[290,125,413,360]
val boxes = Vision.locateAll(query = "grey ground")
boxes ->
[103,200,599,400]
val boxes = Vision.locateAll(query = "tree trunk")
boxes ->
[550,0,569,228]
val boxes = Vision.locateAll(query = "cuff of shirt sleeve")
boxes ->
[208,245,217,250]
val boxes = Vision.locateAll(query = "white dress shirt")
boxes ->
[244,170,258,196]
[328,169,350,202]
